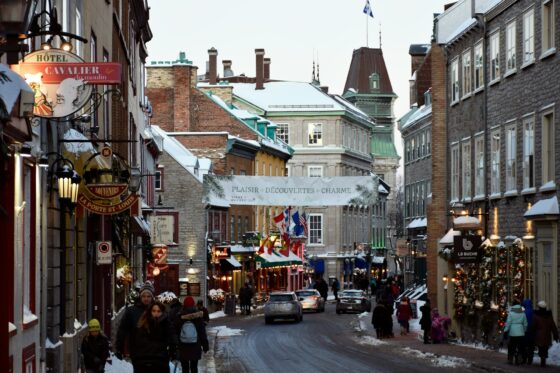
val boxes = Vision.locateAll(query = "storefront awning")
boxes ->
[524,196,559,220]
[230,244,257,254]
[407,217,427,229]
[309,259,325,273]
[131,216,150,236]
[439,228,461,246]
[453,215,480,230]
[220,256,242,271]
[371,256,386,265]
[256,251,300,268]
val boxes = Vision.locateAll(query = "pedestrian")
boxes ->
[419,300,432,344]
[196,299,210,325]
[314,277,328,301]
[167,294,182,326]
[396,296,412,335]
[381,299,394,338]
[176,296,209,373]
[430,309,450,343]
[521,298,535,364]
[504,299,528,365]
[372,299,390,339]
[530,300,559,367]
[133,300,176,372]
[369,277,377,297]
[80,319,110,373]
[331,278,340,300]
[115,281,155,362]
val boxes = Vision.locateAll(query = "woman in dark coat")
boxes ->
[372,300,390,339]
[530,301,559,367]
[419,300,432,344]
[134,301,176,373]
[176,296,209,373]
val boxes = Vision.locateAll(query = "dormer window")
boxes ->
[369,73,380,91]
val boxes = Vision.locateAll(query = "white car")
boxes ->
[264,292,303,324]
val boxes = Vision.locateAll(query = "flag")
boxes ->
[258,236,269,254]
[300,212,308,236]
[363,0,374,18]
[267,236,278,255]
[292,211,304,236]
[273,211,286,234]
[284,207,294,235]
[292,241,301,255]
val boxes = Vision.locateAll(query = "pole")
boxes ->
[366,14,369,47]
[59,204,66,335]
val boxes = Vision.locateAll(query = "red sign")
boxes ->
[151,244,168,265]
[85,183,128,199]
[19,62,122,84]
[78,192,138,215]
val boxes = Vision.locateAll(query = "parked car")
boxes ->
[264,292,303,324]
[336,290,371,314]
[295,289,325,313]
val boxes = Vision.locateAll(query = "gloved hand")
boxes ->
[114,351,123,360]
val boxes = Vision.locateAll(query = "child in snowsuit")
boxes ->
[81,319,110,373]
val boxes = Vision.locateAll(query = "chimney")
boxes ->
[222,60,233,78]
[255,48,265,90]
[264,58,271,81]
[208,47,218,84]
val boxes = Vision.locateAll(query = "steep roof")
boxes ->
[343,47,394,95]
[372,128,399,158]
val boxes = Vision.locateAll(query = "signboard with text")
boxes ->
[96,241,112,265]
[453,235,482,264]
[150,215,176,245]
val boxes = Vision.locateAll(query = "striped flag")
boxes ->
[300,212,308,236]
[273,211,286,235]
[363,0,374,18]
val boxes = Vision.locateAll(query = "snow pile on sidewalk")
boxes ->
[209,325,244,337]
[548,341,560,366]
[105,356,133,373]
[209,310,226,319]
[356,311,370,332]
[357,335,387,346]
[402,347,470,368]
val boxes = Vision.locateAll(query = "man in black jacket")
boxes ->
[115,281,155,362]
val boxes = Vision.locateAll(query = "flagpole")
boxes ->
[366,13,369,47]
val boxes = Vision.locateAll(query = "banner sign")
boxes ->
[453,235,482,264]
[85,183,128,199]
[204,175,379,206]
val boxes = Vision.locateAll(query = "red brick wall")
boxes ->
[427,42,447,307]
[415,53,432,107]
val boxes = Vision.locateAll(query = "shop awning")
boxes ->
[453,215,480,230]
[230,244,257,254]
[371,256,386,265]
[309,258,325,273]
[256,251,299,268]
[524,196,559,220]
[220,256,242,271]
[407,217,427,229]
[280,251,302,264]
[131,216,150,236]
[439,228,461,246]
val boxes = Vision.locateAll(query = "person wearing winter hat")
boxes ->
[115,281,154,362]
[175,296,209,373]
[530,300,559,367]
[81,319,110,372]
[504,300,528,365]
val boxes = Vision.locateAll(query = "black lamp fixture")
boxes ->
[43,153,82,212]
[18,143,32,157]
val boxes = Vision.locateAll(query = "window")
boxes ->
[451,58,459,102]
[155,166,164,191]
[421,132,426,157]
[405,140,410,163]
[505,125,517,191]
[308,214,323,245]
[523,9,535,63]
[276,123,289,144]
[475,136,485,196]
[523,116,535,189]
[489,31,500,81]
[230,216,235,242]
[491,130,501,194]
[411,137,415,160]
[405,186,410,217]
[542,111,555,184]
[308,165,323,177]
[369,73,380,91]
[462,141,471,200]
[255,160,259,175]
[506,21,516,72]
[451,144,460,200]
[474,41,484,89]
[427,130,431,155]
[308,123,323,145]
[462,50,472,96]
[237,216,242,242]
[62,0,69,32]
[542,0,555,52]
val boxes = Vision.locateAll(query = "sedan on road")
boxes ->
[295,289,325,313]
[264,292,303,324]
[336,290,371,314]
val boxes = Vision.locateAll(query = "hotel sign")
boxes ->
[17,50,121,118]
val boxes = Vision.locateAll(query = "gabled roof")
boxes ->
[343,47,394,95]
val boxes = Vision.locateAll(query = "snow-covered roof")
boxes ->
[0,63,33,115]
[230,245,257,253]
[453,215,481,229]
[439,228,461,246]
[231,81,345,113]
[436,0,502,44]
[331,94,374,125]
[151,125,207,182]
[524,196,559,218]
[401,103,432,131]
[227,134,260,148]
[407,218,427,229]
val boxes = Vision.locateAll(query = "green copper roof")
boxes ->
[397,106,418,131]
[371,128,399,158]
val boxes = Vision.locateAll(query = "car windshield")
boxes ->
[341,291,362,298]
[269,294,294,302]
[296,291,317,297]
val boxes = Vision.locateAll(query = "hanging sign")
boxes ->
[77,192,139,215]
[151,244,168,265]
[16,50,121,118]
[96,241,112,265]
[453,235,482,264]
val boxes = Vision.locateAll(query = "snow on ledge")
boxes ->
[524,196,559,217]
[9,322,16,333]
[23,305,38,324]
[45,337,63,349]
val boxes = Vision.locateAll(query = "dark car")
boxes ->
[264,292,303,324]
[336,290,371,314]
[295,289,325,313]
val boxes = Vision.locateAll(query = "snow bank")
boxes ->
[357,335,387,346]
[209,310,226,320]
[209,325,244,337]
[402,347,470,368]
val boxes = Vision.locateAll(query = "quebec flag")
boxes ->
[363,0,374,18]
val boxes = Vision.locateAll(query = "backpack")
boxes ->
[179,321,198,344]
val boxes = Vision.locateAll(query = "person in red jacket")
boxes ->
[396,297,413,335]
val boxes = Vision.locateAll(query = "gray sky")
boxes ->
[148,0,451,160]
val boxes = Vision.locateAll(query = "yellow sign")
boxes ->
[78,193,138,215]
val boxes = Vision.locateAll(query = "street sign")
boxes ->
[96,241,112,265]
